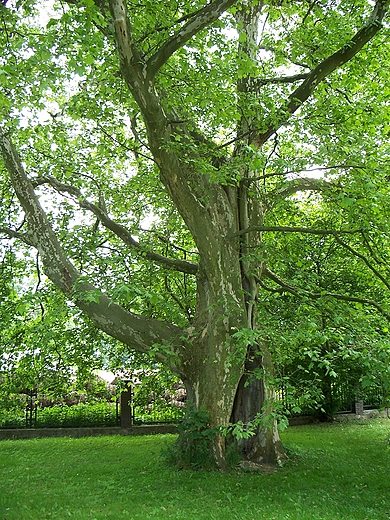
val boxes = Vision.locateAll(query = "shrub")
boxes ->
[35,402,118,428]
[0,408,25,429]
[164,406,219,470]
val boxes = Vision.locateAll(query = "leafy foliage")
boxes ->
[0,401,118,429]
[165,406,220,470]
[1,0,390,467]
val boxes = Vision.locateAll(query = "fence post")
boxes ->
[354,398,364,415]
[25,389,37,428]
[120,380,133,429]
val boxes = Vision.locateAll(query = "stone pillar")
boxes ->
[120,383,132,429]
[355,399,364,416]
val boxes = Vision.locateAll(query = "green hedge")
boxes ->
[36,402,118,428]
[0,402,184,429]
[0,408,26,429]
[0,402,118,429]
[134,406,184,425]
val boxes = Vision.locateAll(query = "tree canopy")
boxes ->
[0,0,389,468]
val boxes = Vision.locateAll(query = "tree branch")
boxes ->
[252,0,390,146]
[146,0,238,78]
[333,235,390,291]
[247,164,363,184]
[229,225,361,238]
[262,267,390,320]
[251,73,309,87]
[33,175,198,275]
[108,0,142,74]
[272,177,334,201]
[0,131,184,359]
[0,226,35,245]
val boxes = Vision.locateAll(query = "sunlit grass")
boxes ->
[0,419,389,519]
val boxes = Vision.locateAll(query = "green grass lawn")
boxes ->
[0,419,389,520]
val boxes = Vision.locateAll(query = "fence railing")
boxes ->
[0,398,185,429]
[0,381,387,429]
[275,380,387,418]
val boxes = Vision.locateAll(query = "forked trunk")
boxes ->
[179,345,286,469]
[231,347,287,465]
[177,266,286,469]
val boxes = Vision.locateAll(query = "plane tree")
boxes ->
[0,0,389,468]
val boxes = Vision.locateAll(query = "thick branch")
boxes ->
[146,0,238,78]
[263,267,390,320]
[108,0,141,75]
[272,177,334,201]
[229,225,361,238]
[106,3,215,241]
[251,73,309,86]
[0,131,184,359]
[0,226,35,245]
[34,176,199,275]
[253,0,390,146]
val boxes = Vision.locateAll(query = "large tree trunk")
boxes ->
[176,257,246,469]
[175,253,287,469]
[178,323,287,468]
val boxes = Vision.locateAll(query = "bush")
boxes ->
[35,402,118,428]
[134,406,184,425]
[0,400,184,429]
[164,407,219,470]
[0,408,25,429]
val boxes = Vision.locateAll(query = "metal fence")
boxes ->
[275,379,387,418]
[0,392,185,429]
[1,380,387,429]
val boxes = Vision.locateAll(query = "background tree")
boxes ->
[0,0,389,468]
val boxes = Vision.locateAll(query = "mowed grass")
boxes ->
[0,419,389,520]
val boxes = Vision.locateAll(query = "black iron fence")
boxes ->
[0,380,387,429]
[275,379,387,418]
[0,393,185,429]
